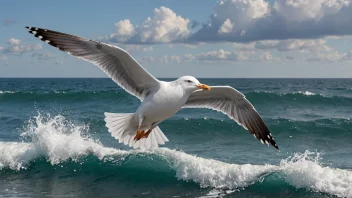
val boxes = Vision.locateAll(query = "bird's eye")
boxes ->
[185,80,192,83]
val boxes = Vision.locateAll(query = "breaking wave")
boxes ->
[0,114,351,197]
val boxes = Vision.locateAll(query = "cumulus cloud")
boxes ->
[109,19,136,42]
[105,6,190,44]
[191,0,352,43]
[0,38,42,54]
[103,1,352,44]
[274,0,348,22]
[8,38,20,45]
[218,19,233,34]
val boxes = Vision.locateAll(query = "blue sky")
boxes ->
[1,0,352,78]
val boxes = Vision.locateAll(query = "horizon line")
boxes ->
[0,77,351,79]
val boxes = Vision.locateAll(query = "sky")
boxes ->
[1,0,352,78]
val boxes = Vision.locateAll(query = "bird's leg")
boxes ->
[143,129,152,138]
[134,130,145,141]
[134,114,145,141]
[143,121,161,139]
[134,129,145,141]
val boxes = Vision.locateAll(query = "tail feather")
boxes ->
[123,135,131,145]
[132,139,140,149]
[104,112,169,150]
[138,138,145,149]
[155,127,169,142]
[150,132,158,147]
[153,128,165,145]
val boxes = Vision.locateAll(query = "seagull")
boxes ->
[26,26,279,150]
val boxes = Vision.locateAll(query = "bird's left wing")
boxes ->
[184,86,279,150]
[26,27,159,100]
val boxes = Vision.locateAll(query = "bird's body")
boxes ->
[26,26,279,151]
[136,81,187,127]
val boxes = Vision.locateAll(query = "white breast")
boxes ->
[136,81,188,124]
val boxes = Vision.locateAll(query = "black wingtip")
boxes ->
[25,26,29,29]
[271,141,279,151]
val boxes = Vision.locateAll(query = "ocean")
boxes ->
[0,78,351,198]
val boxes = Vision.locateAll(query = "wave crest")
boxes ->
[0,114,351,197]
[280,151,352,198]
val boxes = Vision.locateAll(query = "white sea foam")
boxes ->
[0,114,126,169]
[157,148,275,189]
[280,151,352,198]
[0,114,351,197]
[254,90,318,96]
[0,91,16,94]
[298,91,316,96]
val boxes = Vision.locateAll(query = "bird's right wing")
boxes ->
[26,27,159,100]
[184,86,279,150]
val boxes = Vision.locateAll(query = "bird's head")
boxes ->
[176,76,211,93]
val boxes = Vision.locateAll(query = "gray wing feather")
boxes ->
[26,27,159,99]
[184,86,279,150]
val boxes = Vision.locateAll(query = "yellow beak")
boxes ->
[197,84,211,91]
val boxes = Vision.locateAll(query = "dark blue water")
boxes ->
[0,78,351,197]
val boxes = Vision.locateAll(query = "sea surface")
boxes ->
[0,78,351,198]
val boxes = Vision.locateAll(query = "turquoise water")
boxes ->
[0,78,351,197]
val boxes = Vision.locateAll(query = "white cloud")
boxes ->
[307,51,342,62]
[139,49,259,64]
[261,51,275,61]
[1,38,42,54]
[234,50,257,61]
[169,55,182,63]
[101,1,352,44]
[183,53,197,62]
[123,45,153,52]
[214,0,269,36]
[8,38,21,45]
[139,6,190,43]
[191,0,352,43]
[341,51,352,61]
[254,39,332,52]
[274,0,348,22]
[139,55,181,64]
[168,42,206,49]
[109,19,136,42]
[98,0,352,45]
[196,49,236,62]
[106,6,190,44]
[218,19,233,34]
[184,49,257,62]
[307,50,352,62]
[214,0,269,26]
